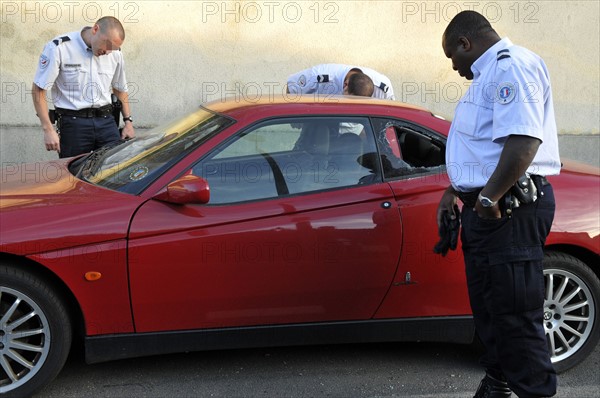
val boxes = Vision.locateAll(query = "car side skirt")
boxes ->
[85,316,475,364]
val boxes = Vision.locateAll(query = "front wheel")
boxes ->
[0,265,72,397]
[543,251,600,372]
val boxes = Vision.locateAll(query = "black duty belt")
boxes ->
[456,190,481,208]
[55,105,113,118]
[457,175,549,208]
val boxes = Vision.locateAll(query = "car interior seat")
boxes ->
[329,133,364,186]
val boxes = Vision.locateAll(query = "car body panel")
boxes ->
[375,173,472,319]
[128,184,403,332]
[546,169,600,255]
[28,240,134,334]
[85,316,476,364]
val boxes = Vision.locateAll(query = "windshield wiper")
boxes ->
[76,139,127,179]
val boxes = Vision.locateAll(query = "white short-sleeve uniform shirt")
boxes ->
[287,63,395,100]
[33,28,128,110]
[446,38,561,192]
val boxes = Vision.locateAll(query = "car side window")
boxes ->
[191,117,381,204]
[212,123,299,159]
[372,118,446,180]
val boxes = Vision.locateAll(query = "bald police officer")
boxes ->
[32,16,135,158]
[437,11,560,398]
[287,63,395,100]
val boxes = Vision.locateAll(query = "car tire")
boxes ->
[0,265,72,397]
[543,251,600,373]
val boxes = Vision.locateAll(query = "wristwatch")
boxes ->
[478,193,498,208]
[123,116,133,123]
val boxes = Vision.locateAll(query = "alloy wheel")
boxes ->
[0,287,51,392]
[543,268,595,364]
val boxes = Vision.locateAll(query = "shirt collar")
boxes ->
[78,27,93,53]
[471,37,513,78]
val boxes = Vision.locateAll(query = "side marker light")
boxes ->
[84,271,102,281]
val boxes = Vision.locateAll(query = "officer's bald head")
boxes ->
[346,73,374,97]
[97,16,125,41]
[343,68,363,92]
[88,16,125,56]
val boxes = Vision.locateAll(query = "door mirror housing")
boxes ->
[154,175,210,205]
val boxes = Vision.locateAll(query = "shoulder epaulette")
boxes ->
[497,49,511,61]
[53,36,71,46]
[317,74,330,83]
[379,82,389,93]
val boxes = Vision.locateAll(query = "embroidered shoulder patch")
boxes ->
[297,74,306,87]
[39,54,49,69]
[497,82,516,104]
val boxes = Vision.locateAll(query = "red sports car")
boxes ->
[1,97,599,397]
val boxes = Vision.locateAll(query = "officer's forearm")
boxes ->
[480,135,541,201]
[113,89,131,117]
[32,84,53,130]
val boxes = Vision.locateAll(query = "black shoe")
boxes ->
[473,374,512,398]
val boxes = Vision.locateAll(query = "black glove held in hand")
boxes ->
[433,205,460,256]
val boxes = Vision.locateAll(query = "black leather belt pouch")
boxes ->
[511,174,538,204]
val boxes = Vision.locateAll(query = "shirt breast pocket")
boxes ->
[454,101,492,139]
[61,68,85,89]
[96,67,115,90]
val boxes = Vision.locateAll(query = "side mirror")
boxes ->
[154,175,210,205]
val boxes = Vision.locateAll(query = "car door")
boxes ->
[128,116,403,333]
[371,118,472,319]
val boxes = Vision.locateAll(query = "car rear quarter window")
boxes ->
[372,118,447,180]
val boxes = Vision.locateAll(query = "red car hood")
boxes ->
[0,160,144,255]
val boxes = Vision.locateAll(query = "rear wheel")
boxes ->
[0,265,72,397]
[543,252,600,372]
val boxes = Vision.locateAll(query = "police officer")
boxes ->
[32,16,135,158]
[286,63,395,100]
[436,11,561,398]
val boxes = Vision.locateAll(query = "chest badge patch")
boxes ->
[497,82,516,104]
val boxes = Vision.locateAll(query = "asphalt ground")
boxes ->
[34,339,599,397]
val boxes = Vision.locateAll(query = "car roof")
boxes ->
[202,95,431,118]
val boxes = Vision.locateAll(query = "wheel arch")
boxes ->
[0,252,86,346]
[545,244,600,277]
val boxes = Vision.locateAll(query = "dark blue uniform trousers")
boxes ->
[59,115,120,158]
[461,184,557,398]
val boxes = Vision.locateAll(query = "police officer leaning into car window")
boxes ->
[32,16,135,158]
[286,63,395,100]
[436,11,561,398]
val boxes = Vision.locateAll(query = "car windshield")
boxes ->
[72,107,234,194]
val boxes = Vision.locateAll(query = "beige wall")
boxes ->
[1,1,599,142]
